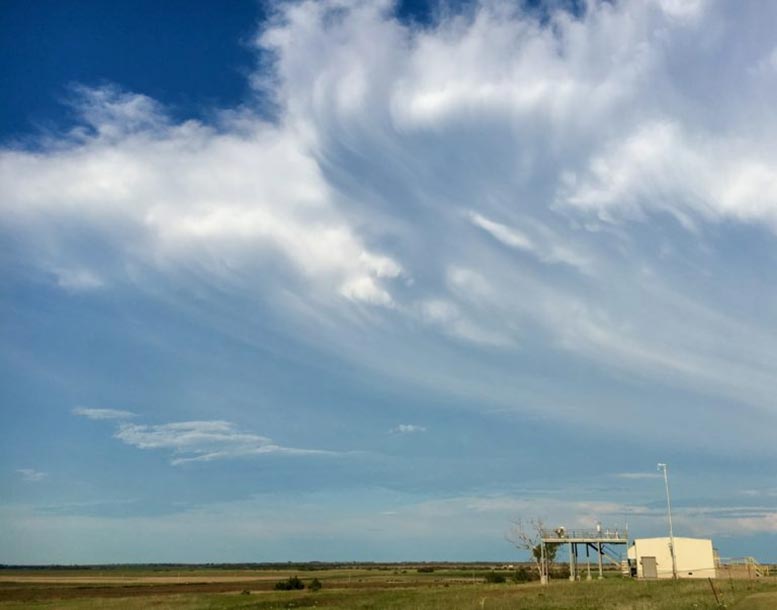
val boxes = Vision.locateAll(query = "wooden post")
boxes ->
[708,577,721,606]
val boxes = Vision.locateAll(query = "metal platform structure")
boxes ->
[540,526,629,582]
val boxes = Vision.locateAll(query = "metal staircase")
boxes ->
[744,557,768,577]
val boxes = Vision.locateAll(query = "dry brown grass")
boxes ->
[1,566,776,609]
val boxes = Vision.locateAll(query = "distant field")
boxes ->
[1,565,776,609]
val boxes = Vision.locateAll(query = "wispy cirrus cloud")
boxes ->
[674,506,777,537]
[4,487,776,565]
[71,408,333,466]
[468,212,591,271]
[113,420,334,466]
[17,469,47,482]
[614,472,663,480]
[72,407,137,420]
[739,488,777,498]
[2,0,777,456]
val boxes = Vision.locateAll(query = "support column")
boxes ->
[572,542,580,580]
[569,542,575,581]
[597,542,604,579]
[586,544,592,581]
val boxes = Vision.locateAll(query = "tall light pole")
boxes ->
[657,463,677,579]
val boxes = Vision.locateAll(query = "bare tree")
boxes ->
[506,518,558,582]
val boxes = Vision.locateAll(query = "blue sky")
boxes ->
[2,0,777,564]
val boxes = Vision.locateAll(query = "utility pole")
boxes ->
[657,463,678,579]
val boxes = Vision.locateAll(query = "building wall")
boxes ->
[631,537,716,579]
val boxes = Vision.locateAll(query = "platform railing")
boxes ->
[540,528,628,541]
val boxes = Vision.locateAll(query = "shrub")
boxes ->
[417,566,435,573]
[513,566,537,582]
[484,571,507,583]
[274,576,305,590]
[309,578,322,592]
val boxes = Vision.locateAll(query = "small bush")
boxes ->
[274,575,305,590]
[417,566,435,573]
[309,577,322,592]
[513,566,537,582]
[484,571,507,583]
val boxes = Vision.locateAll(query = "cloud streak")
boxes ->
[614,472,663,480]
[113,420,333,466]
[390,424,427,434]
[17,469,47,482]
[73,407,137,420]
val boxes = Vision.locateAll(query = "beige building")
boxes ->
[627,537,716,579]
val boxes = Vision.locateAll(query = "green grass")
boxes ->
[731,591,777,610]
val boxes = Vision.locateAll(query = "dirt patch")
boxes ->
[0,575,278,584]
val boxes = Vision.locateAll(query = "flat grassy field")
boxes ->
[1,565,775,609]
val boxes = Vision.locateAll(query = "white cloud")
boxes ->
[561,121,777,229]
[341,276,394,306]
[469,212,534,252]
[655,0,706,22]
[468,212,591,271]
[390,424,427,434]
[0,88,402,309]
[114,420,333,465]
[17,469,47,482]
[715,512,777,535]
[2,0,777,453]
[72,407,137,420]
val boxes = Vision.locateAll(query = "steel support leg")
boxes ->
[597,542,604,579]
